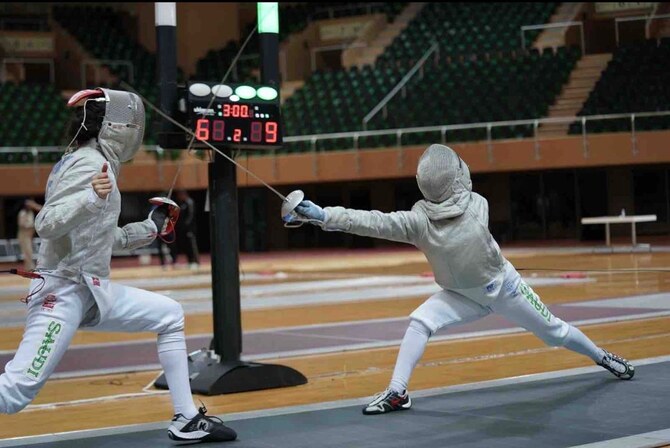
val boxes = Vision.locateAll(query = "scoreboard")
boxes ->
[187,82,282,149]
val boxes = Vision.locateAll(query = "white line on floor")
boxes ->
[569,428,670,448]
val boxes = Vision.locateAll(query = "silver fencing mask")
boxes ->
[97,88,145,172]
[416,144,472,203]
[67,87,145,173]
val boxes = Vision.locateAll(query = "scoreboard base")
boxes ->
[153,349,308,395]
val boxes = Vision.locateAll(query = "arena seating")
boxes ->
[281,2,406,40]
[377,2,558,66]
[0,83,69,161]
[194,3,406,84]
[281,45,579,152]
[370,46,580,143]
[194,23,260,84]
[569,38,670,134]
[280,2,569,152]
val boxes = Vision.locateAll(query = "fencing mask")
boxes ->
[416,144,472,203]
[67,88,145,173]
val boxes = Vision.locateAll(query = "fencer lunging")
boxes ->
[0,88,236,443]
[290,144,635,416]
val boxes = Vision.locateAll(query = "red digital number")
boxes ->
[250,122,262,143]
[195,119,209,141]
[233,128,242,142]
[223,104,230,117]
[231,104,239,117]
[265,121,278,143]
[212,120,225,141]
[241,105,249,118]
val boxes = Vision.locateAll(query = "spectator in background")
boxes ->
[17,198,42,270]
[174,190,200,270]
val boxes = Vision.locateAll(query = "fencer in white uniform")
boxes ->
[0,88,236,442]
[291,144,635,415]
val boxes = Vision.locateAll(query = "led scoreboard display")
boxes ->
[187,82,282,149]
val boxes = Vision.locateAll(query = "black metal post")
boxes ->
[209,149,242,360]
[155,2,178,149]
[259,32,280,87]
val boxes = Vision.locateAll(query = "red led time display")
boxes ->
[195,119,278,143]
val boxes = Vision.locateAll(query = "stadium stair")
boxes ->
[568,38,670,134]
[534,2,585,50]
[539,53,612,136]
[344,3,426,68]
[280,80,305,104]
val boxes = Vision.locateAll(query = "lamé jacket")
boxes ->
[34,139,156,320]
[322,189,511,306]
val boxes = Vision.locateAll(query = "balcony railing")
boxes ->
[1,111,668,170]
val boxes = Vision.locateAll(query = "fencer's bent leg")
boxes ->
[89,283,198,418]
[0,278,92,413]
[492,277,605,362]
[388,290,491,392]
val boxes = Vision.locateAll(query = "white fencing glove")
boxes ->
[294,200,326,224]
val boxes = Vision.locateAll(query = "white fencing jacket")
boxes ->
[323,191,509,306]
[34,142,156,320]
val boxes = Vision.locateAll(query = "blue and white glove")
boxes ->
[294,200,326,223]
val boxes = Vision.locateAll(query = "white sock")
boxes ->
[157,331,198,419]
[389,320,431,393]
[563,326,606,363]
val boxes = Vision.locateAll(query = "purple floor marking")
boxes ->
[0,303,662,376]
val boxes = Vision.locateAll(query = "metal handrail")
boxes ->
[309,2,388,21]
[1,111,668,154]
[1,57,55,83]
[615,13,670,44]
[0,145,161,153]
[520,21,585,54]
[362,42,439,130]
[646,3,661,37]
[287,110,670,143]
[310,42,367,71]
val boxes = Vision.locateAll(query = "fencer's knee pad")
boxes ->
[539,319,570,347]
[163,299,185,334]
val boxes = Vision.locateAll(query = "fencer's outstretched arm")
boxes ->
[322,206,425,245]
[35,161,108,240]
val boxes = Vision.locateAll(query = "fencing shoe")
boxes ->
[168,406,237,442]
[362,388,412,415]
[597,350,635,380]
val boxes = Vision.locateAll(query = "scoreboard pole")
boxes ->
[155,2,306,395]
[155,2,179,149]
[258,2,280,87]
[209,149,242,361]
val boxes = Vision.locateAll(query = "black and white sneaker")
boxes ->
[362,388,412,415]
[597,350,635,380]
[168,406,237,443]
